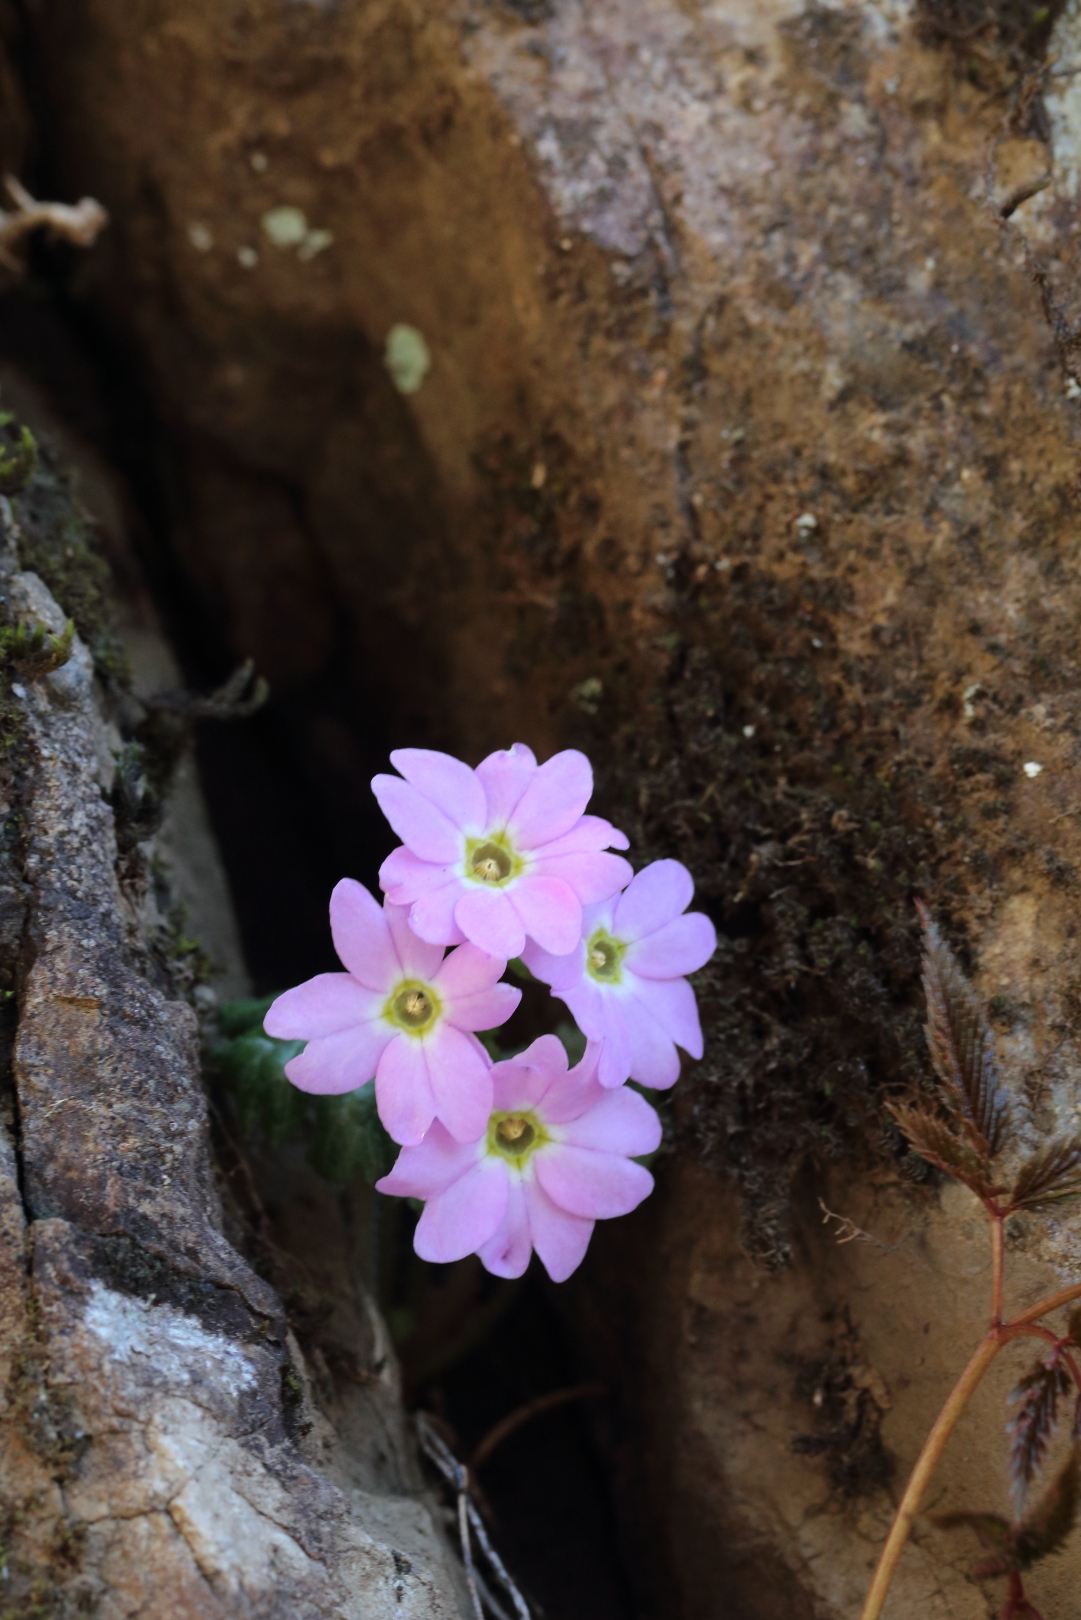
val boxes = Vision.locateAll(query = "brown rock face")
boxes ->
[17,0,1081,1613]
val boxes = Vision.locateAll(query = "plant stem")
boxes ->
[863,1266,1081,1618]
[991,1213,1005,1327]
[860,1331,1002,1620]
[1011,1278,1081,1330]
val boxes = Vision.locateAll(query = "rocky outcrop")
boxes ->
[18,0,1081,1613]
[0,483,469,1615]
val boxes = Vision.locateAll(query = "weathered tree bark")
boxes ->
[0,482,470,1614]
[13,0,1081,1615]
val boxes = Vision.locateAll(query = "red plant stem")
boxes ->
[991,1211,1005,1326]
[1012,1279,1081,1329]
[861,1232,1081,1619]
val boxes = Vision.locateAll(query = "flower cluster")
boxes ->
[265,744,715,1280]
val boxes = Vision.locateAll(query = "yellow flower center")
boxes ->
[464,831,523,888]
[488,1110,547,1166]
[585,928,626,984]
[385,979,440,1035]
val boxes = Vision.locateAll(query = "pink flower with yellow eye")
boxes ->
[522,859,716,1090]
[264,879,520,1146]
[373,744,631,959]
[375,1035,661,1282]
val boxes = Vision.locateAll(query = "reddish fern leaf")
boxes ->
[1014,1448,1081,1569]
[888,1103,992,1196]
[1008,1360,1071,1506]
[1009,1139,1081,1215]
[916,901,1012,1161]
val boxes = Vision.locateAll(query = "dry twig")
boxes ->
[0,176,108,271]
[415,1413,531,1620]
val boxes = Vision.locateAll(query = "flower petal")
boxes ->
[612,859,695,942]
[329,878,398,989]
[444,981,521,1033]
[432,940,506,1000]
[556,976,610,1041]
[626,912,716,980]
[534,1042,605,1122]
[414,1160,509,1263]
[621,992,682,1089]
[477,1176,533,1278]
[453,887,526,957]
[520,938,585,993]
[536,1144,654,1219]
[596,1010,634,1088]
[491,1034,568,1112]
[380,845,455,899]
[384,899,446,981]
[630,974,704,1059]
[284,1024,391,1095]
[507,749,593,848]
[264,973,382,1039]
[523,1178,594,1282]
[534,815,630,856]
[374,1035,437,1145]
[424,1024,494,1143]
[405,878,468,946]
[557,1087,662,1157]
[376,1124,482,1200]
[509,876,582,955]
[389,748,487,832]
[529,850,632,906]
[371,774,463,863]
[476,742,537,827]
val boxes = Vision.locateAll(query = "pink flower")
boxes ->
[263,879,521,1147]
[373,744,631,959]
[522,859,716,1090]
[375,1035,661,1281]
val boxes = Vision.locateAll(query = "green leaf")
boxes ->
[217,995,277,1038]
[1015,1447,1081,1569]
[916,901,1012,1161]
[1009,1360,1071,1505]
[218,1029,306,1147]
[308,1086,395,1187]
[1009,1139,1081,1215]
[888,1103,992,1194]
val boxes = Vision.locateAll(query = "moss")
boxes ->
[590,561,990,1266]
[0,419,37,498]
[10,438,131,690]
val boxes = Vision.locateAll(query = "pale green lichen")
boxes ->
[261,207,308,248]
[261,209,333,261]
[385,324,431,394]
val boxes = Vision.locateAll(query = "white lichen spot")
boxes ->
[795,512,818,535]
[384,324,431,395]
[249,151,269,174]
[1067,377,1081,400]
[1023,761,1044,779]
[187,223,214,253]
[261,206,308,248]
[297,228,334,261]
[963,682,983,722]
[237,246,258,269]
[743,725,756,738]
[83,1284,256,1399]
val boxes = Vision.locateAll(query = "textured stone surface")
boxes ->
[0,500,469,1616]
